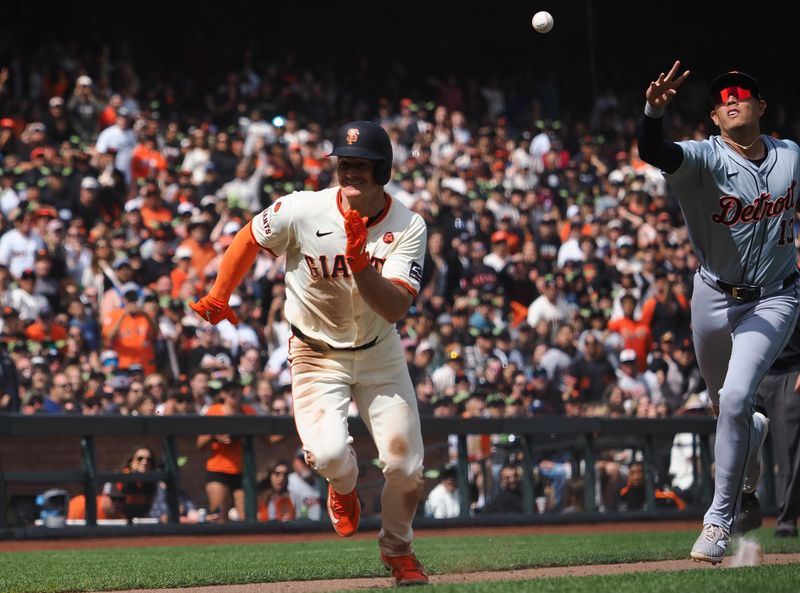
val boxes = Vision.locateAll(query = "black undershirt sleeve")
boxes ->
[637,114,684,174]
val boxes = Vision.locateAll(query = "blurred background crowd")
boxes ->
[1,5,798,522]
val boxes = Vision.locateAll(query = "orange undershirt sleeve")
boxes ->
[207,224,261,302]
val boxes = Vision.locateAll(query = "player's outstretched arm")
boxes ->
[638,60,689,174]
[190,224,261,325]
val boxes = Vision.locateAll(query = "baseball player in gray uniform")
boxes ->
[639,61,800,563]
[191,121,429,586]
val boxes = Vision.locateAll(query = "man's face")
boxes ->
[711,91,765,133]
[500,468,520,490]
[336,157,379,200]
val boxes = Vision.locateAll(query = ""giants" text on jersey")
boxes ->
[304,254,385,279]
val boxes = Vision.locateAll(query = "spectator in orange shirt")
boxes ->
[140,183,173,231]
[607,292,653,373]
[67,490,126,522]
[131,135,167,185]
[170,246,198,298]
[24,306,67,351]
[257,459,295,522]
[101,284,157,376]
[197,380,264,522]
[180,216,216,284]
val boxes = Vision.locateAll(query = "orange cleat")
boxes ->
[381,552,429,587]
[326,483,360,537]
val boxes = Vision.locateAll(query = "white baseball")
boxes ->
[532,11,554,34]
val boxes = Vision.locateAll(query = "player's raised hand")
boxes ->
[344,209,370,273]
[189,295,238,325]
[646,60,690,110]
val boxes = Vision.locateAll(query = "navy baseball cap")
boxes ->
[710,71,760,102]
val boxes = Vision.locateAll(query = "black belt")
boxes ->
[290,324,378,351]
[716,271,799,301]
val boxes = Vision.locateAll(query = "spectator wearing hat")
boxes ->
[100,258,136,319]
[616,348,650,402]
[287,448,323,520]
[186,324,233,377]
[431,345,465,395]
[66,75,104,143]
[140,224,174,284]
[136,181,170,231]
[0,116,18,156]
[96,106,137,184]
[169,246,197,299]
[214,293,254,358]
[0,209,44,279]
[424,466,460,519]
[24,304,67,351]
[1,304,24,345]
[407,339,435,388]
[607,292,652,374]
[526,275,573,329]
[7,268,48,321]
[43,96,73,145]
[69,176,102,229]
[102,283,157,376]
[563,334,616,404]
[483,231,513,273]
[465,326,497,383]
[19,122,48,162]
[180,129,211,186]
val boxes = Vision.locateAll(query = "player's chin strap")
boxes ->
[208,222,261,302]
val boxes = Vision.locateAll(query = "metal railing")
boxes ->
[0,414,760,537]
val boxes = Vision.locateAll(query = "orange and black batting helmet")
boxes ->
[329,121,393,185]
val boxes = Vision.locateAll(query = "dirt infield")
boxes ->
[4,520,798,593]
[107,553,800,593]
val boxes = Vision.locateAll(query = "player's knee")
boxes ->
[383,455,424,485]
[306,443,352,476]
[718,390,751,421]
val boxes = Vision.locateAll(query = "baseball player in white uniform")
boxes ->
[639,61,800,564]
[191,120,429,586]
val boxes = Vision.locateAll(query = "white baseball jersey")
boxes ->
[250,186,427,348]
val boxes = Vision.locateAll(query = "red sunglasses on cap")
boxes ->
[716,86,754,104]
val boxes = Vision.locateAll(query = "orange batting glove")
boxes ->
[344,209,370,273]
[189,295,238,325]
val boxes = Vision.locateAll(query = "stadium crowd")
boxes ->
[1,39,796,517]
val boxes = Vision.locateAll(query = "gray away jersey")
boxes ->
[667,135,800,286]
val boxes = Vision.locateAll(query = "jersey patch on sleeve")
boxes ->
[409,261,423,283]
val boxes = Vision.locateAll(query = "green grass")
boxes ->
[0,528,798,593]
